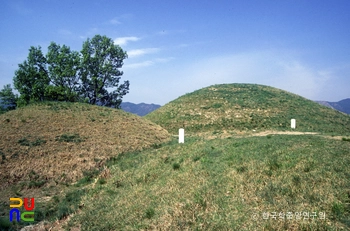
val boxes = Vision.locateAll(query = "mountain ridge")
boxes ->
[120,102,161,116]
[315,98,350,114]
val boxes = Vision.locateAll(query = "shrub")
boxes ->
[0,217,11,229]
[18,137,46,146]
[151,143,162,149]
[267,155,281,171]
[236,166,247,173]
[144,207,155,219]
[57,189,87,219]
[292,175,301,186]
[0,150,5,163]
[212,103,222,108]
[76,168,100,186]
[192,156,200,162]
[57,204,71,220]
[98,178,107,185]
[172,163,180,170]
[28,180,47,188]
[331,202,345,217]
[56,133,83,143]
[31,138,46,146]
[18,138,31,146]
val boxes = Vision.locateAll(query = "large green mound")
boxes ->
[146,83,350,135]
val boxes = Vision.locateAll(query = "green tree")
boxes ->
[12,35,130,107]
[80,35,129,108]
[13,46,50,105]
[0,84,17,111]
[46,42,80,101]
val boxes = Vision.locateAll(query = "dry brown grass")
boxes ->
[0,102,170,194]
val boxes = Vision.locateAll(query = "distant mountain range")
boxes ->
[315,98,350,115]
[120,102,161,116]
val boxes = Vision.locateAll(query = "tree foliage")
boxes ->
[12,35,129,108]
[13,46,50,105]
[0,84,17,112]
[46,42,80,102]
[80,35,129,107]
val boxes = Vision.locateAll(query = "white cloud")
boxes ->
[127,48,160,58]
[168,50,336,101]
[123,50,350,105]
[125,61,154,69]
[154,57,175,63]
[114,37,140,46]
[124,57,173,69]
[109,18,121,25]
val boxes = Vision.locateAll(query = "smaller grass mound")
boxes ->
[0,101,170,217]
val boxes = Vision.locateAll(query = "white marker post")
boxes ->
[291,119,296,129]
[179,128,184,143]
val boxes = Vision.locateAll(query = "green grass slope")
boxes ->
[1,102,349,230]
[145,83,350,135]
[63,135,350,230]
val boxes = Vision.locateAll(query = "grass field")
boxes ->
[66,134,350,230]
[2,134,348,230]
[1,84,350,230]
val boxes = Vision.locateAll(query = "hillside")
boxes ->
[120,102,161,116]
[146,83,350,135]
[0,102,170,197]
[32,135,350,230]
[1,94,349,230]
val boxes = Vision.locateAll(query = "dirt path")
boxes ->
[250,130,346,140]
[250,130,318,136]
[185,130,347,140]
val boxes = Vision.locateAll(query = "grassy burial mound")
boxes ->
[0,102,170,190]
[1,97,349,230]
[146,83,350,135]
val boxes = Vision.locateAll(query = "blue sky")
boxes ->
[1,0,349,105]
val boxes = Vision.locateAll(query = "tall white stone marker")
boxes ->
[291,119,296,129]
[179,128,184,143]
